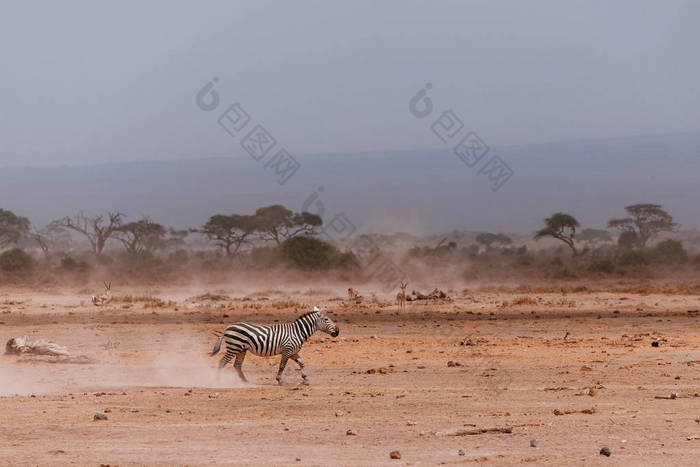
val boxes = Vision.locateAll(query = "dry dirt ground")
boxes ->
[1,287,699,466]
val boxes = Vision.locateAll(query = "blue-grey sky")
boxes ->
[1,0,698,167]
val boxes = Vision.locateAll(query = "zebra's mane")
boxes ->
[294,310,320,322]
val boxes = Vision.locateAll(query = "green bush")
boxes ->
[0,248,33,272]
[648,239,688,264]
[281,236,358,270]
[515,254,534,266]
[617,250,647,266]
[588,260,615,274]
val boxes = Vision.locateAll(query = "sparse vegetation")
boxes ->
[0,248,33,272]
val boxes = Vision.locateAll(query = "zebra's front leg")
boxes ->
[276,349,292,385]
[290,354,308,383]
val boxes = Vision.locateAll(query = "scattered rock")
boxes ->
[390,450,401,460]
[530,439,537,447]
[93,412,108,421]
[346,429,357,436]
[600,447,611,457]
[460,337,474,346]
[458,449,465,456]
[335,411,344,417]
[447,360,463,367]
[366,367,394,374]
[651,341,659,347]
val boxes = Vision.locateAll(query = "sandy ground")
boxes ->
[1,287,699,466]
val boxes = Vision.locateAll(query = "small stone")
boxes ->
[458,449,465,456]
[600,447,611,457]
[651,341,660,347]
[295,458,301,462]
[390,450,401,460]
[93,412,108,421]
[346,429,357,436]
[406,421,416,426]
[530,439,537,447]
[335,411,344,417]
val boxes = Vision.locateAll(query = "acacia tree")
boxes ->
[29,223,68,261]
[607,203,677,248]
[0,208,30,248]
[56,211,124,256]
[201,214,256,257]
[116,219,167,257]
[534,212,581,256]
[253,205,322,246]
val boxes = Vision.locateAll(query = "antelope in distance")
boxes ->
[91,282,112,306]
[396,281,407,312]
[347,287,360,300]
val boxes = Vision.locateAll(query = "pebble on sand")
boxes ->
[600,447,611,457]
[390,450,401,459]
[93,412,108,421]
[530,439,537,447]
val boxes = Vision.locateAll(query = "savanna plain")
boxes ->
[1,281,699,466]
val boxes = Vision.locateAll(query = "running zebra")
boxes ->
[211,306,340,385]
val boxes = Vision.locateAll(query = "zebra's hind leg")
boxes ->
[233,350,248,383]
[290,354,308,383]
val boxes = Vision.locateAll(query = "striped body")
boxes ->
[211,308,339,384]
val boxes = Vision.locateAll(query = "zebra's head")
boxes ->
[314,306,339,337]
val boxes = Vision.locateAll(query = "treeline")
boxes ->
[403,203,697,280]
[0,201,696,281]
[0,205,359,276]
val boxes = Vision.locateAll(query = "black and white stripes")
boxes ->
[211,306,340,384]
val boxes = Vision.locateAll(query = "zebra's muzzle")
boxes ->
[331,328,339,337]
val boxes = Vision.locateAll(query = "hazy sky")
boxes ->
[1,0,698,167]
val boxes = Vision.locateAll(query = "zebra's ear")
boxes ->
[313,306,320,313]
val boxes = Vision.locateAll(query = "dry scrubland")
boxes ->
[0,281,699,466]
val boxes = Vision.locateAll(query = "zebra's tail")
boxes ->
[211,331,224,356]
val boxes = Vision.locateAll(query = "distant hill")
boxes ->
[1,132,699,235]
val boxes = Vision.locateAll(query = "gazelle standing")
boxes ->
[395,281,407,312]
[91,282,112,306]
[347,287,359,300]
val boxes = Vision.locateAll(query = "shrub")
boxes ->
[335,251,361,270]
[617,250,647,266]
[0,248,33,272]
[648,239,688,264]
[617,231,640,251]
[515,254,534,266]
[281,236,337,270]
[167,249,189,265]
[61,256,89,272]
[588,260,615,274]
